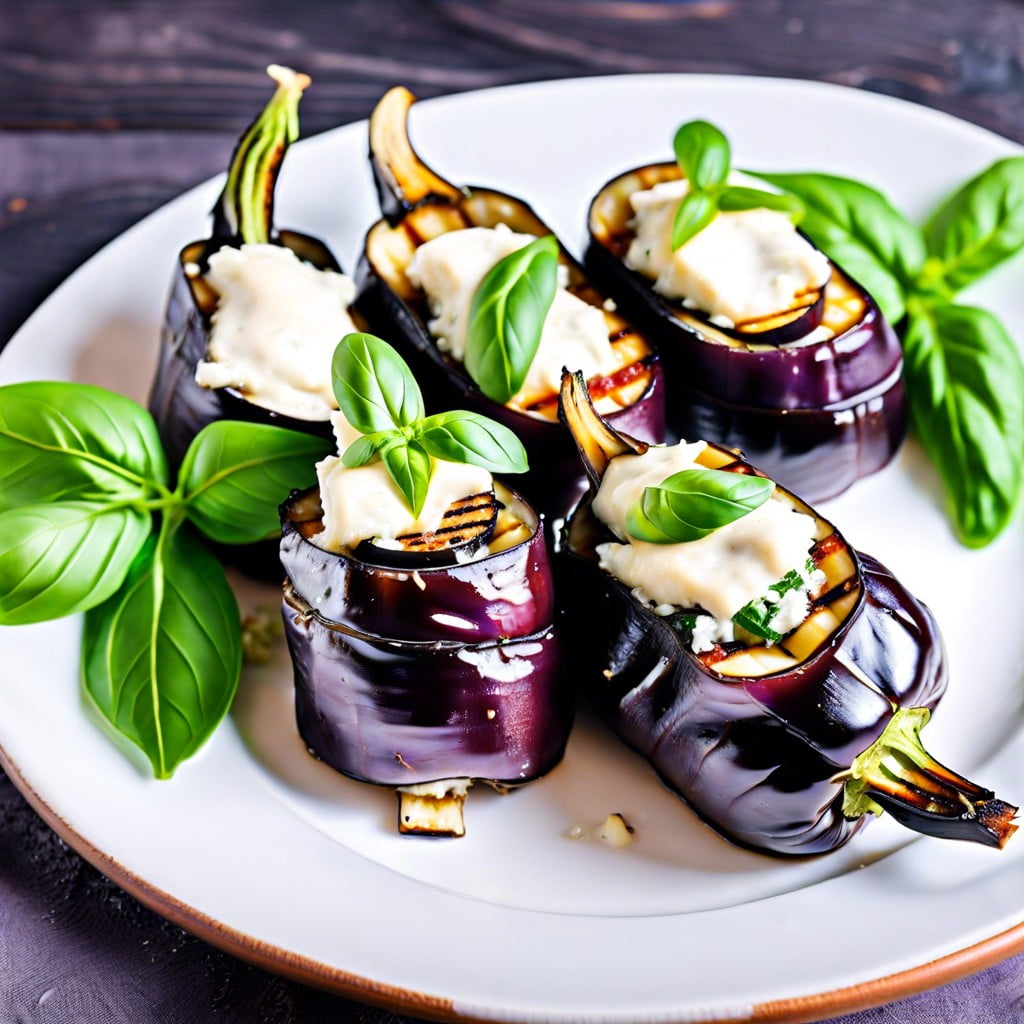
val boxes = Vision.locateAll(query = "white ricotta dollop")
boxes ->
[593,442,818,623]
[406,225,619,405]
[195,243,358,420]
[624,177,830,327]
[314,411,493,552]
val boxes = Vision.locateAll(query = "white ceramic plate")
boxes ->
[2,75,1023,1024]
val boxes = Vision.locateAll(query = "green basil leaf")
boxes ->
[717,185,804,219]
[903,302,1024,547]
[82,525,242,779]
[417,411,529,474]
[671,189,719,251]
[0,501,150,624]
[752,172,926,324]
[464,235,559,404]
[0,381,167,511]
[626,468,774,544]
[673,120,730,190]
[380,438,432,517]
[179,420,329,545]
[341,431,396,468]
[923,156,1024,293]
[332,332,424,433]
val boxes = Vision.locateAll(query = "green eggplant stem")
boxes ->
[841,707,1017,849]
[211,64,310,244]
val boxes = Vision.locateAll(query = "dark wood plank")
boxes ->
[1,0,1023,141]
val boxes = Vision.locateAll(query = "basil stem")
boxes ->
[211,64,310,244]
[625,468,773,544]
[464,235,559,404]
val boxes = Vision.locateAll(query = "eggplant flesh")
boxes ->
[356,88,665,516]
[585,162,907,503]
[279,482,571,793]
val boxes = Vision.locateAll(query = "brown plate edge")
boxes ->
[2,740,1022,1024]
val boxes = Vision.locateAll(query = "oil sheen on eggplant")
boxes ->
[586,162,907,503]
[557,372,1016,856]
[279,483,571,816]
[356,86,665,515]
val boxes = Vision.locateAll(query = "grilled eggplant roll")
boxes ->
[149,66,366,470]
[280,473,569,837]
[586,163,907,503]
[356,86,665,513]
[557,371,1015,856]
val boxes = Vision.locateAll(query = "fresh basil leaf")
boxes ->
[464,235,559,404]
[671,189,719,251]
[381,438,432,517]
[81,525,242,779]
[717,185,804,219]
[341,431,396,468]
[0,381,167,511]
[903,302,1023,547]
[0,501,150,625]
[673,120,730,191]
[178,420,329,545]
[923,156,1024,293]
[752,172,926,324]
[417,410,529,474]
[332,332,424,433]
[626,468,774,544]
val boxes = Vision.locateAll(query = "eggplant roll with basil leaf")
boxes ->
[279,348,570,837]
[557,371,1015,856]
[356,86,665,512]
[149,66,366,469]
[586,161,907,503]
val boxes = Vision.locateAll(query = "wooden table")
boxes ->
[2,2,1022,1021]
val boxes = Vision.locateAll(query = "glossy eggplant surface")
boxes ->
[280,484,571,790]
[356,87,665,515]
[586,161,907,503]
[556,372,1015,856]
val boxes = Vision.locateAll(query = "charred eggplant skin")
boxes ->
[280,486,571,787]
[560,499,946,857]
[585,162,907,503]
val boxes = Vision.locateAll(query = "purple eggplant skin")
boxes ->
[279,486,572,787]
[148,230,342,471]
[558,502,947,857]
[357,213,665,518]
[585,162,908,503]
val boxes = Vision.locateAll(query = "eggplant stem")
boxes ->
[211,64,310,244]
[842,707,1018,849]
[557,369,648,488]
[368,86,462,222]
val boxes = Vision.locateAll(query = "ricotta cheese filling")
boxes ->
[593,442,822,651]
[405,225,620,408]
[624,176,831,327]
[195,243,359,420]
[315,411,493,553]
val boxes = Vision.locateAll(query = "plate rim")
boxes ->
[2,71,1023,1024]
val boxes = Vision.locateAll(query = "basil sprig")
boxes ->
[333,333,528,515]
[0,381,331,778]
[625,467,773,544]
[751,156,1024,547]
[463,235,559,404]
[670,120,803,250]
